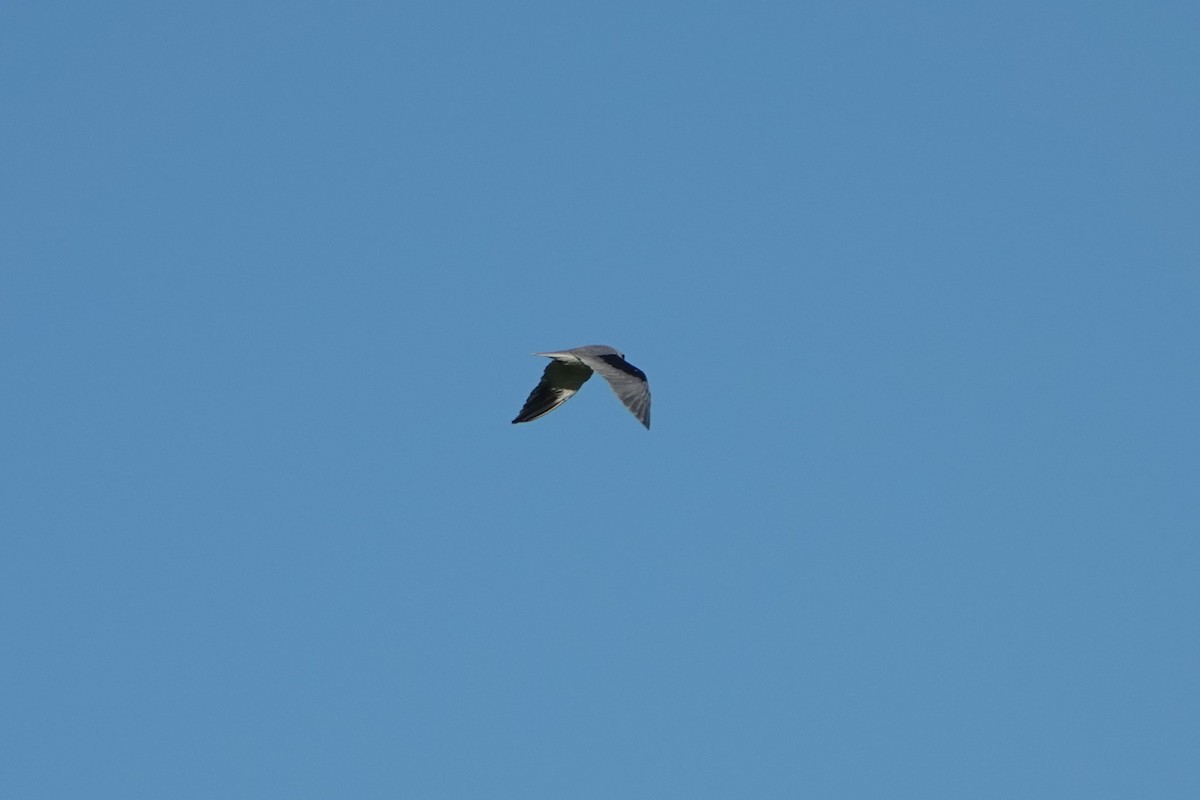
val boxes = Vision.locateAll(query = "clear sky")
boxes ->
[3,2,1198,798]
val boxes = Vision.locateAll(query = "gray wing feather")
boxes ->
[575,353,652,429]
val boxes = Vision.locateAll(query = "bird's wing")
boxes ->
[576,352,651,429]
[511,359,593,424]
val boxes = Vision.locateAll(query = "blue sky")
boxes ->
[3,2,1198,797]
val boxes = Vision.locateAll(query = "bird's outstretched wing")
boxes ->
[511,359,593,424]
[575,352,651,429]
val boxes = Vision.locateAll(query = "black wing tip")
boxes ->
[512,407,552,424]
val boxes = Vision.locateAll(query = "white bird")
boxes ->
[512,345,651,429]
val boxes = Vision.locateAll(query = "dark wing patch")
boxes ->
[596,353,648,382]
[511,360,593,424]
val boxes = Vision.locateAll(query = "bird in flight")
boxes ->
[512,345,651,429]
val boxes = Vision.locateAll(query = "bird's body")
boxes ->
[512,345,651,429]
